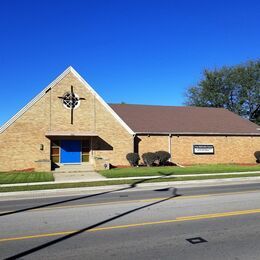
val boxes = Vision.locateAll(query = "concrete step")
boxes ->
[53,164,95,173]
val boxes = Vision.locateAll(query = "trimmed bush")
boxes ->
[155,151,171,165]
[255,151,260,163]
[142,152,158,167]
[126,153,140,167]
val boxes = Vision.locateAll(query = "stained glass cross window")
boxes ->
[58,85,85,124]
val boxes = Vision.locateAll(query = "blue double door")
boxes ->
[60,140,81,164]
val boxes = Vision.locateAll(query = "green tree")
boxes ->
[185,60,260,124]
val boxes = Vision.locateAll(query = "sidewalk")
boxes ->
[1,176,260,200]
[1,170,260,187]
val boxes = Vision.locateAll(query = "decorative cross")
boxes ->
[58,85,85,124]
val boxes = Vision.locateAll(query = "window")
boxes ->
[62,92,80,109]
[82,140,90,162]
[51,141,60,163]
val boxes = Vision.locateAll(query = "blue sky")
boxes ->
[0,0,259,126]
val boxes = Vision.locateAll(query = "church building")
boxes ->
[0,67,259,172]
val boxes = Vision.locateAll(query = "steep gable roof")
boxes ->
[0,67,134,135]
[109,104,260,135]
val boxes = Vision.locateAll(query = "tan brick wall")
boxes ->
[0,72,132,171]
[137,134,260,165]
[138,135,169,163]
[171,135,260,165]
[93,98,133,167]
[0,90,51,172]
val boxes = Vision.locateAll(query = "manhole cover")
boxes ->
[186,237,208,244]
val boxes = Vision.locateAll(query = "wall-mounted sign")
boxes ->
[193,144,214,154]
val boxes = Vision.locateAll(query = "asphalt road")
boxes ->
[1,183,260,259]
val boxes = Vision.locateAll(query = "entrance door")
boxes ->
[60,140,81,164]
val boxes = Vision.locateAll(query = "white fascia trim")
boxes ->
[69,67,135,135]
[135,132,260,136]
[0,66,73,133]
[0,66,135,135]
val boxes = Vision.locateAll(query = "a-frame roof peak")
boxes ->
[0,67,134,135]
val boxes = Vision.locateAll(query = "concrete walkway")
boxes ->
[53,171,106,183]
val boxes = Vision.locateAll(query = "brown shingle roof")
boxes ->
[109,104,260,135]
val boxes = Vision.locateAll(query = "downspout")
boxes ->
[133,134,136,153]
[168,134,172,161]
[90,136,94,165]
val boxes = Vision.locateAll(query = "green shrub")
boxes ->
[155,151,171,165]
[255,151,260,163]
[126,153,140,167]
[142,152,158,167]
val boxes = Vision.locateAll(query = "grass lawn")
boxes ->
[1,172,260,192]
[0,172,54,184]
[100,164,260,178]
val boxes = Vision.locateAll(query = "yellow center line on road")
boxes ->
[1,207,260,243]
[0,189,260,214]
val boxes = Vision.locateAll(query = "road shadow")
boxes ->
[5,187,179,260]
[0,186,129,217]
[0,174,174,217]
